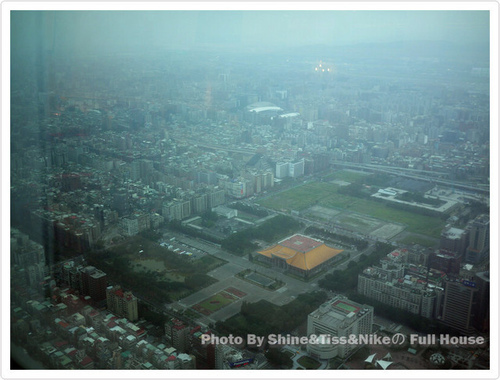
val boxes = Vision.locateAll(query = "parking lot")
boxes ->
[160,234,208,260]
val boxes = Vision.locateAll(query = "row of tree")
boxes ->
[221,214,302,255]
[318,242,394,292]
[229,202,269,217]
[215,291,327,340]
[337,182,373,199]
[305,226,369,250]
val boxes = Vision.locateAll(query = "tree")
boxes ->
[265,348,293,369]
[184,274,212,290]
[347,260,357,269]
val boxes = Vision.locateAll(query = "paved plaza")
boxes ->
[168,232,326,322]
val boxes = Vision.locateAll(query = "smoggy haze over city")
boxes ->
[11,10,490,56]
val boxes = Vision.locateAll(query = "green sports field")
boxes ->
[258,181,445,239]
[259,182,340,211]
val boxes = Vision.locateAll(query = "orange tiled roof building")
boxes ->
[257,234,344,277]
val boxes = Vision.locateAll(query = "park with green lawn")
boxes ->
[86,235,227,304]
[260,182,341,212]
[258,171,446,239]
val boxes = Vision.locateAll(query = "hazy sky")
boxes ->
[11,10,490,56]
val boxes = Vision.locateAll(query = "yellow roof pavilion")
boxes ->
[257,235,343,271]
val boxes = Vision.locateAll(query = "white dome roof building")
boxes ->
[245,102,283,124]
[245,101,283,114]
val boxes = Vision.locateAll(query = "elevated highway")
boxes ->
[333,162,489,196]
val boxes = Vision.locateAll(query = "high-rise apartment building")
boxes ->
[429,249,461,275]
[191,194,208,214]
[80,266,108,304]
[357,264,443,318]
[168,319,189,353]
[162,199,192,221]
[465,214,489,263]
[357,249,444,319]
[289,159,305,178]
[106,285,138,322]
[440,278,479,334]
[207,188,225,209]
[26,262,46,287]
[440,226,469,257]
[275,162,289,179]
[474,271,490,333]
[226,179,251,199]
[262,171,274,189]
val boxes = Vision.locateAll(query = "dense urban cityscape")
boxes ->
[7,8,493,377]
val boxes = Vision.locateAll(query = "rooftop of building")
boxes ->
[257,234,343,271]
[278,234,323,253]
[249,106,283,114]
[278,112,300,118]
[471,214,489,225]
[310,297,372,326]
[442,227,466,239]
[89,270,107,279]
[475,271,490,282]
[331,299,362,315]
